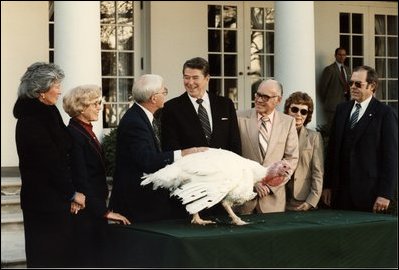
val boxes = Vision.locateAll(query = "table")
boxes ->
[103,210,397,268]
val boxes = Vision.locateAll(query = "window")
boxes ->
[340,12,364,69]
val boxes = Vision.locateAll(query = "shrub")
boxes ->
[102,128,118,177]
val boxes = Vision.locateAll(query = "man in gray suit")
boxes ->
[318,47,351,129]
[236,80,299,214]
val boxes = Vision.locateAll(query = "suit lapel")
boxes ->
[133,103,161,151]
[352,97,377,143]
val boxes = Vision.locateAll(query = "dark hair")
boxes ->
[284,91,314,126]
[182,57,210,77]
[335,47,347,55]
[352,65,379,93]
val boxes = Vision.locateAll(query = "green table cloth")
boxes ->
[103,210,397,268]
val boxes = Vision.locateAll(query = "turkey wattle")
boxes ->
[141,148,290,225]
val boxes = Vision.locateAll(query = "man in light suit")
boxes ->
[236,80,299,214]
[322,66,397,213]
[109,74,201,223]
[318,47,351,129]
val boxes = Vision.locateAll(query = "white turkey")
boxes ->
[141,148,290,225]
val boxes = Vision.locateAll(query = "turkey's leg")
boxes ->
[191,213,216,225]
[222,201,248,225]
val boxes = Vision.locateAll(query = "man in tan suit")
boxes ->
[237,80,299,214]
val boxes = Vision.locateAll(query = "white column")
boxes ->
[275,1,317,129]
[54,1,103,138]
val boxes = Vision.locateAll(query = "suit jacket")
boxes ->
[161,92,241,155]
[325,97,398,210]
[109,103,175,222]
[318,63,351,118]
[286,126,324,208]
[237,109,299,213]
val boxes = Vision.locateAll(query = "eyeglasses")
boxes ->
[348,81,368,88]
[254,92,278,102]
[90,100,102,106]
[154,87,168,96]
[290,106,308,116]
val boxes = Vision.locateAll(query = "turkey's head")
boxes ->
[261,160,291,187]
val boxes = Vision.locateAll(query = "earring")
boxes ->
[41,94,45,99]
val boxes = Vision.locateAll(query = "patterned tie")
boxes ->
[259,116,270,160]
[152,119,161,150]
[349,103,361,129]
[196,99,212,144]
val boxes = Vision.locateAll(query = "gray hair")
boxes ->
[132,74,164,103]
[63,84,102,117]
[258,79,284,96]
[18,62,65,99]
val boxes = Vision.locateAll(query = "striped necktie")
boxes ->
[259,116,270,160]
[196,99,212,144]
[349,103,361,129]
[152,119,161,150]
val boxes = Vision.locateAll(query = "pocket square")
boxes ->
[221,117,229,120]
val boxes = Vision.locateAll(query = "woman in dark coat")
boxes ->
[13,62,86,268]
[63,84,130,267]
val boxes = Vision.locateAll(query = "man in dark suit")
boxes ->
[322,65,397,213]
[109,74,202,223]
[161,57,241,154]
[318,47,351,129]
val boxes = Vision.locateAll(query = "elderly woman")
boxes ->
[13,62,85,267]
[63,85,130,267]
[284,92,324,211]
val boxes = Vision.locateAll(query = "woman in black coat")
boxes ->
[13,62,86,268]
[63,84,130,267]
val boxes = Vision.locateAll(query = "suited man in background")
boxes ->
[109,74,201,223]
[322,66,397,213]
[161,57,241,218]
[236,80,299,214]
[318,47,351,129]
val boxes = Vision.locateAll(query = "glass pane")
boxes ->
[208,5,221,28]
[224,30,237,52]
[375,37,386,57]
[208,30,221,52]
[266,55,274,78]
[250,54,263,77]
[118,52,134,76]
[251,7,264,30]
[387,16,398,35]
[223,6,237,28]
[374,15,385,35]
[251,31,264,54]
[340,35,350,54]
[100,1,116,24]
[375,58,386,78]
[209,54,221,76]
[265,32,274,54]
[388,102,398,115]
[265,8,274,30]
[352,57,363,68]
[103,103,117,128]
[224,54,237,76]
[118,104,130,122]
[388,59,398,78]
[251,78,263,100]
[118,78,133,102]
[352,36,363,56]
[102,78,117,102]
[117,26,133,50]
[209,78,222,96]
[49,1,54,21]
[387,37,398,57]
[340,13,349,33]
[388,80,398,100]
[101,25,116,49]
[344,57,350,67]
[375,79,385,100]
[224,79,238,102]
[352,13,363,34]
[102,52,117,76]
[49,51,54,63]
[49,23,54,49]
[117,1,133,25]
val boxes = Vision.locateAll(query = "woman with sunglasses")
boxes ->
[284,92,324,211]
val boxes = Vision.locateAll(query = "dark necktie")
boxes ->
[340,65,346,81]
[349,103,361,129]
[152,119,161,150]
[341,65,350,98]
[196,99,212,144]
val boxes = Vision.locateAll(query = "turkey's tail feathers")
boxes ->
[141,165,187,190]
